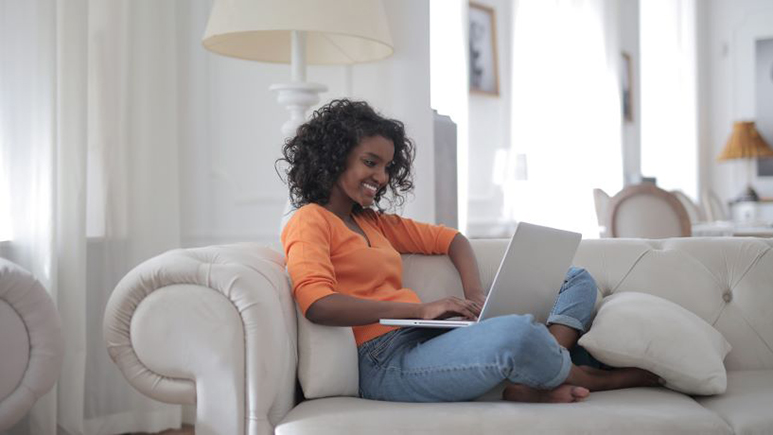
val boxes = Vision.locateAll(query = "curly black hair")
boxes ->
[276,99,415,213]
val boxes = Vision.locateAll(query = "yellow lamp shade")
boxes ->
[717,121,773,161]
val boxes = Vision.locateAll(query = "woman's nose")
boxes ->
[374,167,388,184]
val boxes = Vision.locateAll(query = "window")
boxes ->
[640,0,698,199]
[507,0,623,237]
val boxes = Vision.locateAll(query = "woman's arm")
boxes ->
[306,293,480,326]
[448,233,486,305]
[304,232,485,326]
[305,294,419,326]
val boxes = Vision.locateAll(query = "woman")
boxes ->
[278,99,659,403]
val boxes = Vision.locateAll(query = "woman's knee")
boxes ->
[567,266,594,285]
[485,315,555,355]
[567,268,597,300]
[484,315,568,384]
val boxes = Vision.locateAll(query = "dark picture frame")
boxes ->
[469,2,499,95]
[756,37,773,176]
[621,52,633,123]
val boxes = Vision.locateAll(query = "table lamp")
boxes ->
[717,121,773,202]
[202,0,394,138]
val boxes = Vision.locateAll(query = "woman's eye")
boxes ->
[363,160,375,167]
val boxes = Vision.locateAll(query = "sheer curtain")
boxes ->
[640,0,697,199]
[505,0,623,238]
[1,1,184,433]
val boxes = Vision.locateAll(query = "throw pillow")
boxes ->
[578,292,731,395]
[296,306,359,398]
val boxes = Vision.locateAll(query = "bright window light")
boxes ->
[507,0,623,238]
[640,0,698,200]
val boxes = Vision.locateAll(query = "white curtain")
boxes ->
[640,0,697,199]
[1,1,184,433]
[505,0,623,238]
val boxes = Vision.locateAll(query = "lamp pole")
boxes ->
[269,31,327,138]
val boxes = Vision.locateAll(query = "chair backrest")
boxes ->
[670,190,704,224]
[607,184,692,238]
[593,188,610,238]
[701,189,728,222]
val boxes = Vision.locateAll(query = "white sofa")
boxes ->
[0,258,64,431]
[103,238,773,435]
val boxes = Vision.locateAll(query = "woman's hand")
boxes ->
[466,292,486,307]
[418,297,482,320]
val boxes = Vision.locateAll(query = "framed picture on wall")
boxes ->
[756,37,773,176]
[621,52,633,122]
[469,2,499,95]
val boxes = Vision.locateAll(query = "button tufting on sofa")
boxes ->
[103,237,773,435]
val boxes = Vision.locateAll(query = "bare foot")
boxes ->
[571,365,661,391]
[503,383,590,403]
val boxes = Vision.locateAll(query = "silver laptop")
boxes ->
[380,222,581,329]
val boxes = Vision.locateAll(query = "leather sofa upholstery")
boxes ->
[103,238,773,435]
[0,258,64,431]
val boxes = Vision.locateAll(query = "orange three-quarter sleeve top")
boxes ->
[281,203,459,346]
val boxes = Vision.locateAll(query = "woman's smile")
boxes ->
[362,181,379,196]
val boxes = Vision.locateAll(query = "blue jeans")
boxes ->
[358,267,598,402]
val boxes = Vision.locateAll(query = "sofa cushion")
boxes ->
[695,370,773,435]
[291,238,773,399]
[296,306,359,398]
[294,244,508,400]
[578,292,731,395]
[275,388,732,435]
[572,238,773,372]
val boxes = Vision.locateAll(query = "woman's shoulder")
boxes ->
[293,203,327,217]
[285,203,333,231]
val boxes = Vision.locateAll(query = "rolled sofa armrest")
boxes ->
[0,258,64,431]
[103,243,297,435]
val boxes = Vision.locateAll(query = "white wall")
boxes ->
[700,0,773,204]
[467,0,513,228]
[177,0,434,250]
[466,0,627,237]
[619,0,641,186]
[430,0,470,233]
[617,0,773,206]
[173,0,773,249]
[350,1,435,225]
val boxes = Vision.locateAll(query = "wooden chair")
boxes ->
[701,189,729,222]
[608,184,692,238]
[670,189,704,224]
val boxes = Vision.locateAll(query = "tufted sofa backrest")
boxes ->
[401,237,773,372]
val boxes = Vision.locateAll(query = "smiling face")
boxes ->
[326,135,395,216]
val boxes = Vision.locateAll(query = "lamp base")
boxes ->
[733,185,760,203]
[270,81,328,138]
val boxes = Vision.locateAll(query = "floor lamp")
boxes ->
[201,0,394,139]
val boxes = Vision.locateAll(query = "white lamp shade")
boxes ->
[202,0,394,65]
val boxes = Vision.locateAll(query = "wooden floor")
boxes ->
[130,425,194,435]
